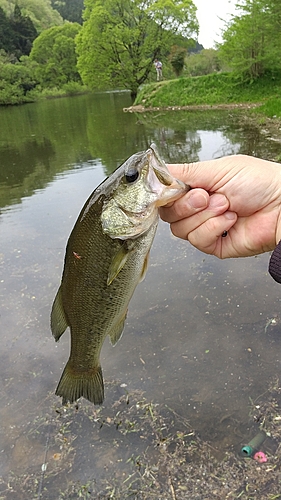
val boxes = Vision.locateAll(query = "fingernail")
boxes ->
[187,192,208,209]
[209,194,227,209]
[225,211,236,220]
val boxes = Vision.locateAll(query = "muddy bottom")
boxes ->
[0,378,280,500]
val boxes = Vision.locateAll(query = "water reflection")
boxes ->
[1,92,280,214]
[0,92,281,497]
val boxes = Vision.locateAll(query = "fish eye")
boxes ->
[125,169,139,184]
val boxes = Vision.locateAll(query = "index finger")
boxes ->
[160,189,209,222]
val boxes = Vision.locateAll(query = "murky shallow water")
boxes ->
[0,92,281,498]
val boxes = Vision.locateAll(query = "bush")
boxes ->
[61,81,86,95]
[0,60,39,104]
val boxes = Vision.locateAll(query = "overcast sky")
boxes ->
[194,0,237,49]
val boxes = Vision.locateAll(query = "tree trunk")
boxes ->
[130,89,137,101]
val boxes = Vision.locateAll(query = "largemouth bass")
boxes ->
[51,144,190,405]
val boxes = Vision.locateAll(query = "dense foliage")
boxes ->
[76,0,198,98]
[0,0,63,32]
[220,0,281,79]
[0,54,39,104]
[51,0,84,24]
[169,45,187,77]
[0,18,82,105]
[30,22,81,88]
[184,49,221,76]
[0,5,37,58]
[1,0,281,111]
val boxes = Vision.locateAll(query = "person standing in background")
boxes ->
[154,59,163,81]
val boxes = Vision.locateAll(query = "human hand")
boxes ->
[160,155,281,258]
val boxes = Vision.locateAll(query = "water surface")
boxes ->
[0,92,281,497]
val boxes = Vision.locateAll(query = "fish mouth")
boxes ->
[155,180,190,207]
[147,146,191,206]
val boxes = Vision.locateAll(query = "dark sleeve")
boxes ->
[269,240,281,283]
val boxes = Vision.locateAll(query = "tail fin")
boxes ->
[55,362,104,405]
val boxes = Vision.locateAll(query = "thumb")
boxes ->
[167,159,232,192]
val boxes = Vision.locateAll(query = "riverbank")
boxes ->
[127,73,281,154]
[0,82,89,106]
[124,102,261,113]
[132,72,281,121]
[134,72,281,108]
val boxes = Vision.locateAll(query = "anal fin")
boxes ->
[51,286,68,341]
[109,311,127,346]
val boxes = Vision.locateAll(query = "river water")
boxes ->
[1,92,281,498]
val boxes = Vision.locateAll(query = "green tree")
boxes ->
[51,0,84,24]
[220,0,281,79]
[0,57,39,104]
[0,0,63,32]
[30,22,81,87]
[76,0,198,98]
[0,6,14,53]
[0,4,37,58]
[169,45,187,77]
[184,48,220,76]
[10,4,38,57]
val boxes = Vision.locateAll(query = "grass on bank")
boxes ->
[134,72,281,116]
[256,96,281,118]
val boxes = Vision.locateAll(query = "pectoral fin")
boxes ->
[109,311,127,346]
[51,286,68,341]
[107,243,135,285]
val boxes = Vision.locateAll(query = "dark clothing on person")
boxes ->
[269,240,281,283]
